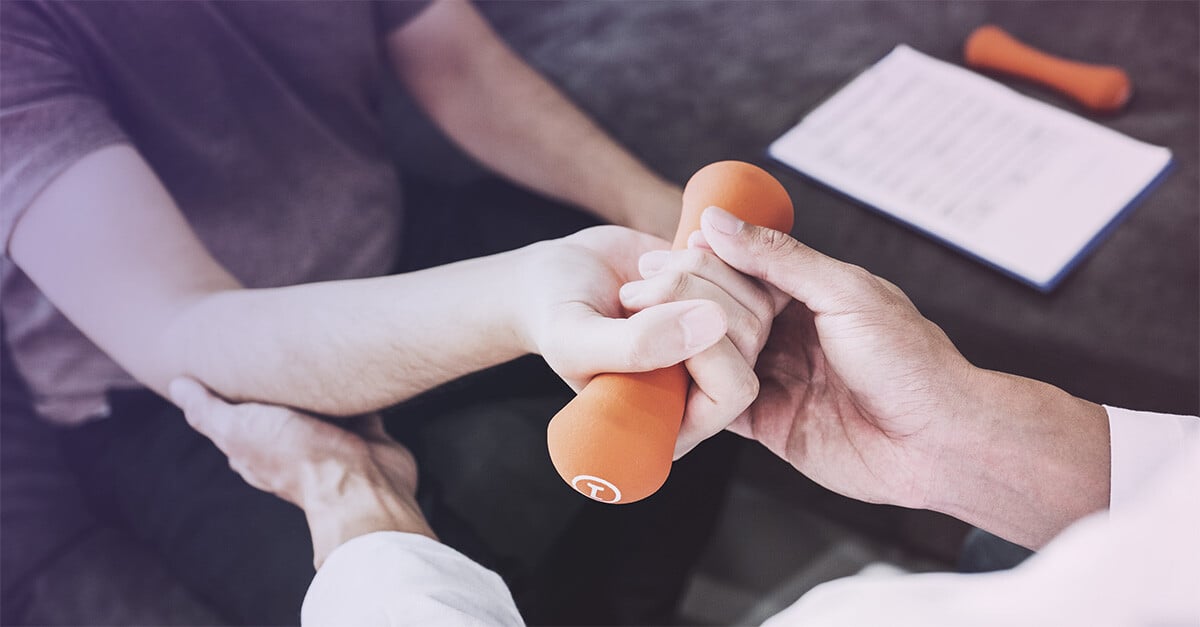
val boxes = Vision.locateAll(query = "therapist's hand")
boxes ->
[169,378,435,568]
[695,206,973,508]
[619,237,786,458]
[696,207,1109,548]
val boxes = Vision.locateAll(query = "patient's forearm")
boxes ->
[10,145,535,418]
[162,248,529,415]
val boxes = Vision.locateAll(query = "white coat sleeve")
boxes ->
[301,532,524,626]
[764,408,1200,627]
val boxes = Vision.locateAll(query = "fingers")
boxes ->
[168,376,218,417]
[686,230,793,313]
[169,377,244,454]
[546,299,728,376]
[674,336,759,459]
[169,377,298,462]
[700,206,878,315]
[620,248,774,363]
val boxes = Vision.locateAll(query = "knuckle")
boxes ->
[747,286,776,319]
[664,272,691,300]
[756,232,799,284]
[733,308,765,343]
[758,227,795,257]
[622,332,656,371]
[752,312,770,342]
[733,370,760,409]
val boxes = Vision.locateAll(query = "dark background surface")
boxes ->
[2,2,1195,624]
[385,0,1200,581]
[395,0,1199,417]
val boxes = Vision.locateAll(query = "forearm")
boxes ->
[11,145,535,417]
[389,0,681,237]
[925,369,1111,549]
[162,248,531,415]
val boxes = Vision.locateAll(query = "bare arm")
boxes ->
[387,0,682,240]
[9,146,526,414]
[10,146,724,415]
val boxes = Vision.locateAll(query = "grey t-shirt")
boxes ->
[0,1,429,424]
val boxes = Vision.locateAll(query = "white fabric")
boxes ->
[1106,405,1200,514]
[303,408,1200,626]
[766,407,1200,626]
[301,532,523,626]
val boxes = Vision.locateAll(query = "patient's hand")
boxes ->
[169,378,434,568]
[619,236,785,458]
[519,225,778,458]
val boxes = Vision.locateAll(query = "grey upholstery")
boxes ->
[452,1,1197,413]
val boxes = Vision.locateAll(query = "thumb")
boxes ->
[552,299,727,374]
[168,377,239,448]
[169,377,218,418]
[699,206,867,314]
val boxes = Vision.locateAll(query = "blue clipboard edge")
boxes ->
[766,146,1175,294]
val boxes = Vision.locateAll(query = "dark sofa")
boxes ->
[3,1,1196,624]
[463,0,1199,415]
[396,0,1199,572]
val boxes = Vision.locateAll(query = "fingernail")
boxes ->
[686,230,712,250]
[702,206,744,235]
[639,250,669,276]
[680,303,725,351]
[619,281,641,301]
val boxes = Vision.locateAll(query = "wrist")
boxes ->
[300,462,435,568]
[435,245,542,364]
[297,456,434,569]
[923,367,1110,548]
[508,242,554,356]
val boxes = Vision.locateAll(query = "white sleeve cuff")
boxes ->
[302,532,524,626]
[1106,406,1200,515]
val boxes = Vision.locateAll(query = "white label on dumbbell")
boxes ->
[571,475,622,504]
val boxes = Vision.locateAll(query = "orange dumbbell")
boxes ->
[965,25,1132,113]
[546,161,795,504]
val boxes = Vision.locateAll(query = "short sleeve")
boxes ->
[374,0,434,36]
[0,2,127,255]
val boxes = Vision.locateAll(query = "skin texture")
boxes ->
[621,243,785,459]
[170,206,1112,571]
[8,148,744,417]
[167,226,779,566]
[695,207,1111,549]
[168,377,432,569]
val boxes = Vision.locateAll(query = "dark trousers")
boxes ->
[61,393,316,625]
[1,175,736,625]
